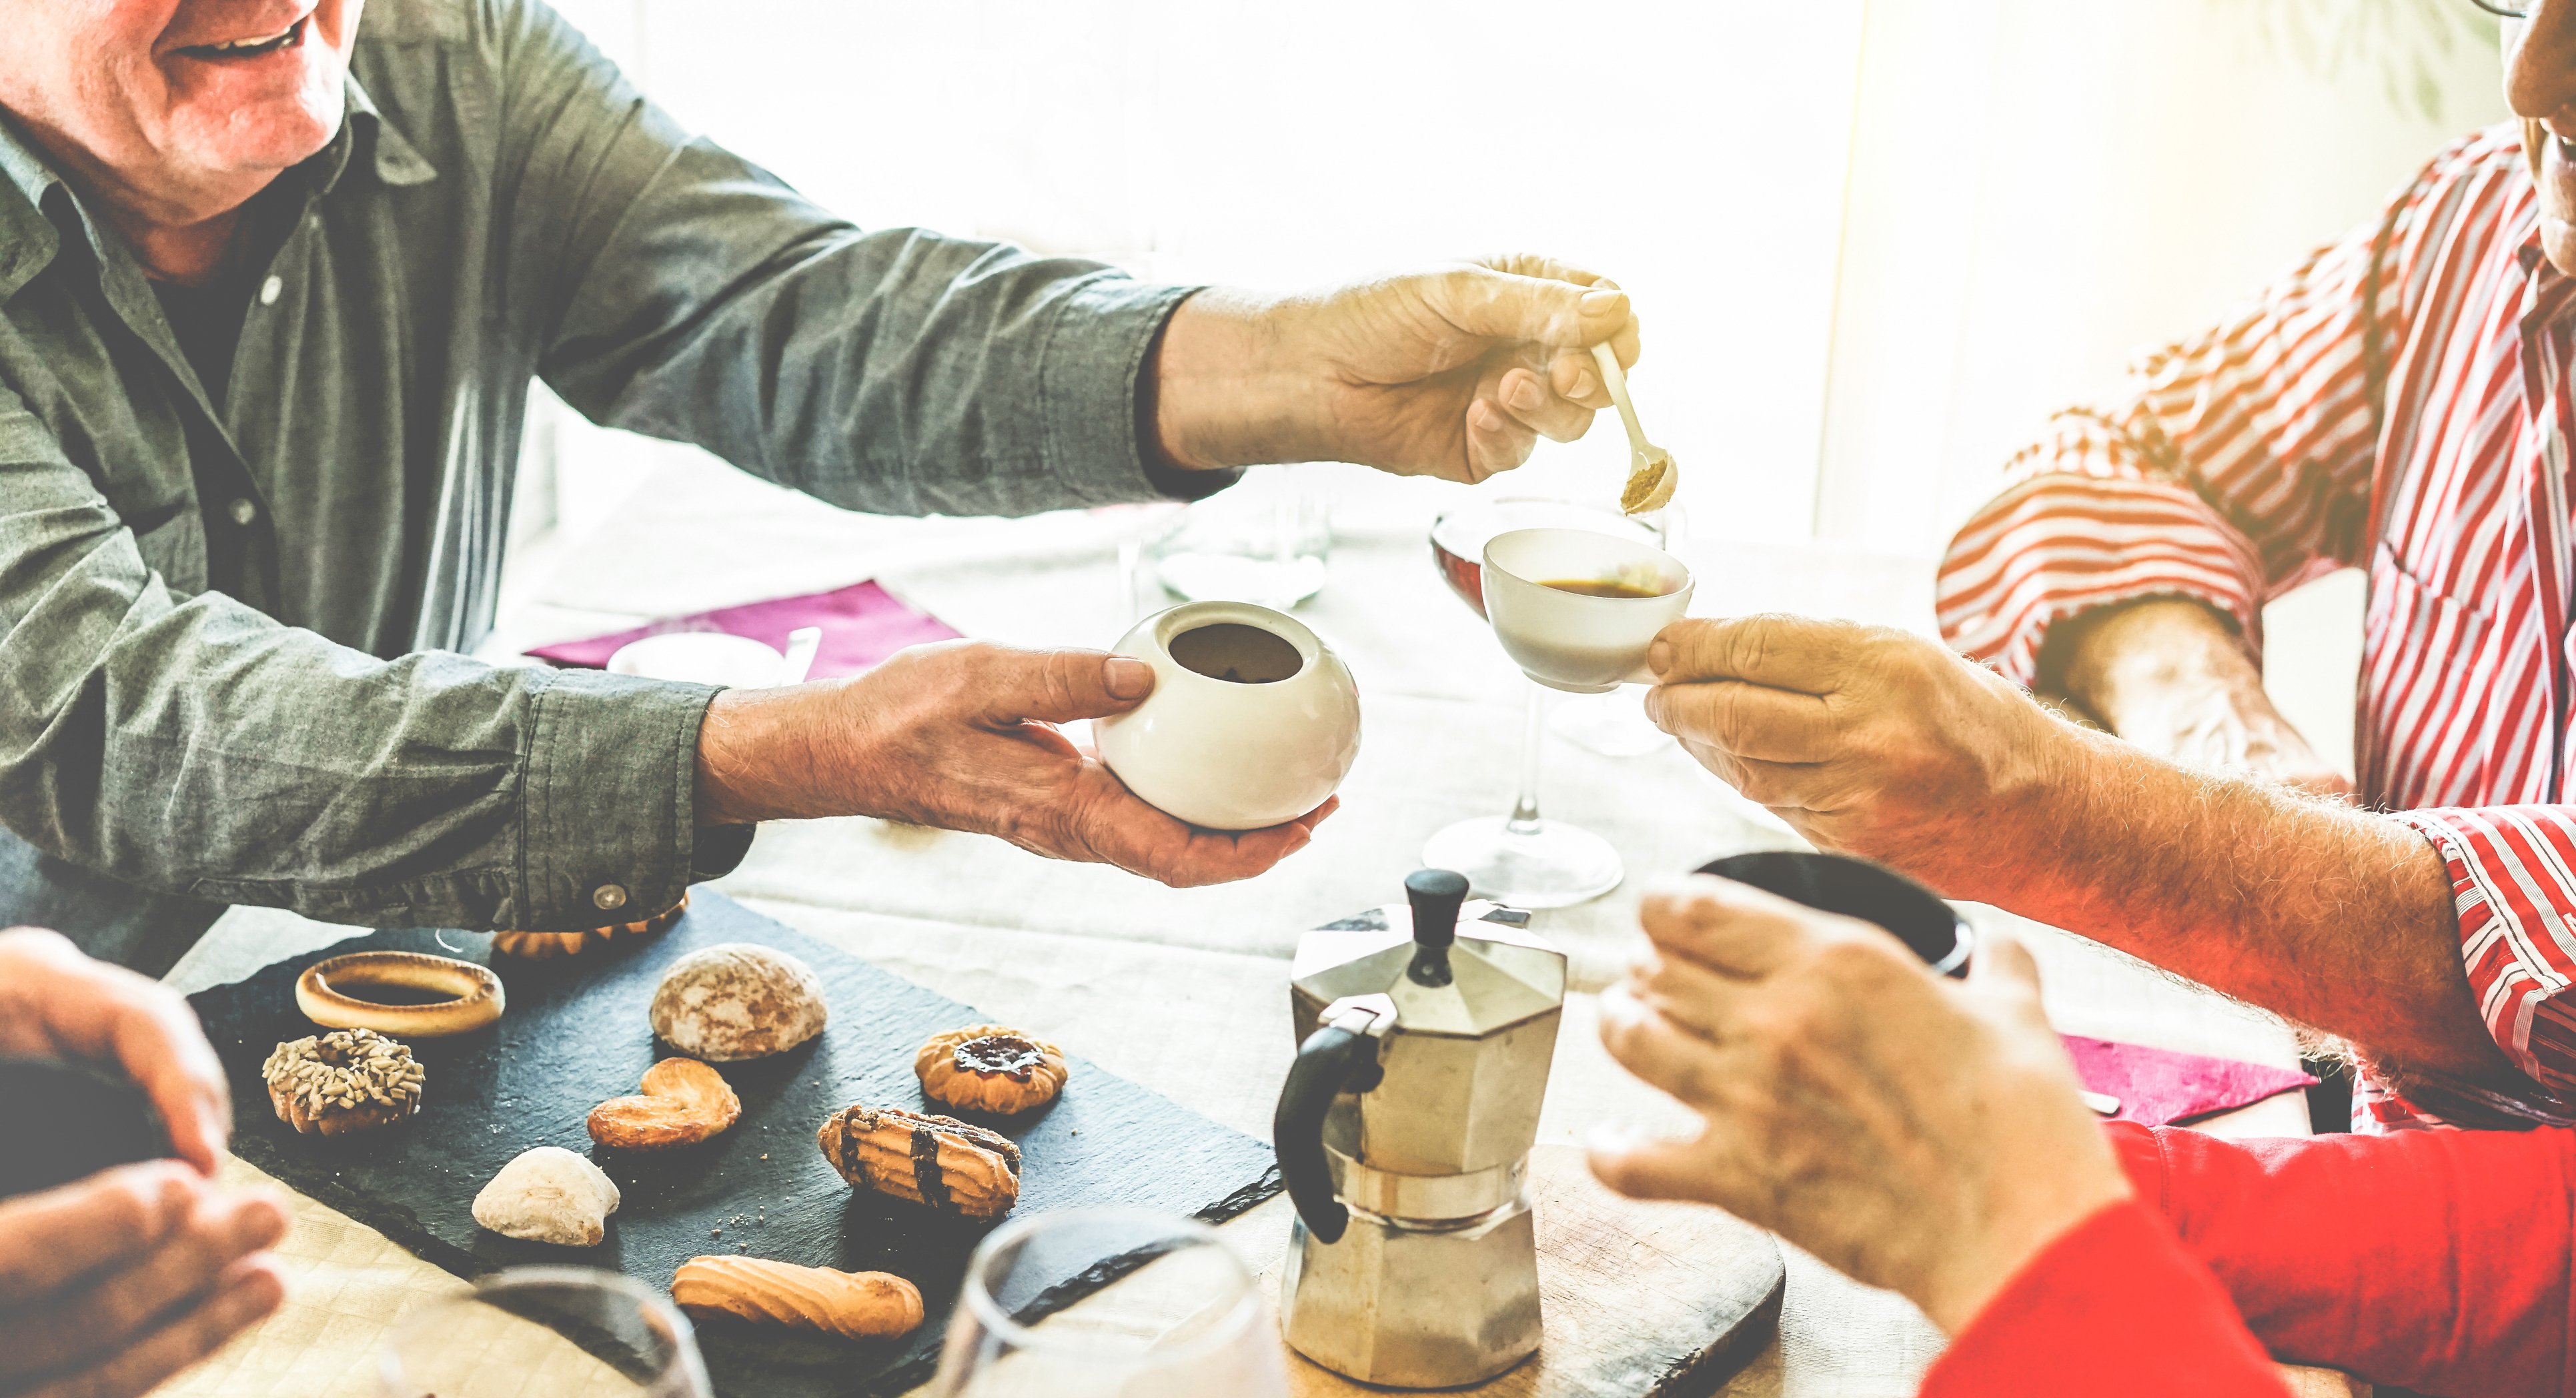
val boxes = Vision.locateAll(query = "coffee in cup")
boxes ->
[1481,528,1694,692]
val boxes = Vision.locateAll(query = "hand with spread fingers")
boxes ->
[1151,255,1642,484]
[1640,614,2072,889]
[1587,876,2130,1335]
[695,639,1338,888]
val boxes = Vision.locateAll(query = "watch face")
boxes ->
[0,1057,173,1198]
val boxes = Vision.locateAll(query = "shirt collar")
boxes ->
[0,71,434,299]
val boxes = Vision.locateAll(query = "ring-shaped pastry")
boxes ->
[295,952,505,1037]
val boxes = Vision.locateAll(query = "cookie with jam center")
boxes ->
[912,1024,1071,1115]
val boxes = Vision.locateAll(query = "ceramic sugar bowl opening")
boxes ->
[1093,602,1363,832]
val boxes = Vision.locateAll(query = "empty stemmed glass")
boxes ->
[930,1209,1285,1398]
[1424,498,1666,908]
[376,1267,711,1398]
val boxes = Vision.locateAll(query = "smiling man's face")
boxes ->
[0,0,363,221]
[2509,5,2576,274]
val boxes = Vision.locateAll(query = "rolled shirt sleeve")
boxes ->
[0,385,718,930]
[499,0,1224,517]
[1936,147,2419,687]
[2390,807,2576,1124]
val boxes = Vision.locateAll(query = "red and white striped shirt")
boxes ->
[1937,124,2576,1131]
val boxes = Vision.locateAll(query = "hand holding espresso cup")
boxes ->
[1640,615,2070,890]
[694,639,1337,888]
[1587,875,2130,1335]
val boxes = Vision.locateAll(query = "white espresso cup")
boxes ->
[1481,528,1695,693]
[1093,602,1363,831]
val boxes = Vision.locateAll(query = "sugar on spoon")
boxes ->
[1589,341,1678,515]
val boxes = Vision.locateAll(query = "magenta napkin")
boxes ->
[2060,1034,2318,1127]
[526,581,961,680]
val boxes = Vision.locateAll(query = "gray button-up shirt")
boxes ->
[0,0,1201,935]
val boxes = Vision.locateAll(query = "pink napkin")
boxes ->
[526,581,961,680]
[2060,1034,2318,1127]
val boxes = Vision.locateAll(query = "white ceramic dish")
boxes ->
[1481,528,1694,693]
[606,632,788,689]
[1093,602,1362,831]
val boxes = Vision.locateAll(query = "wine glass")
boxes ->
[1425,498,1666,908]
[377,1267,711,1398]
[931,1209,1285,1398]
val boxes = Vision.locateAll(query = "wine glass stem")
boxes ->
[1508,680,1545,834]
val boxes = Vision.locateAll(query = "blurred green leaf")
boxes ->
[2229,0,2494,123]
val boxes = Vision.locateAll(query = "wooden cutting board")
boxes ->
[1263,1145,1785,1397]
[185,890,1282,1398]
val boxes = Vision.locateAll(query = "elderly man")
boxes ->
[0,0,1639,974]
[1642,1,2576,1130]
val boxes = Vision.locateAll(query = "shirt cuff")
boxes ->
[520,667,723,932]
[1936,473,2267,688]
[1041,274,1243,505]
[1923,1200,2288,1398]
[2385,807,2576,1125]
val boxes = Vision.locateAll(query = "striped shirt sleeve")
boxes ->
[2391,807,2576,1121]
[1938,183,2409,686]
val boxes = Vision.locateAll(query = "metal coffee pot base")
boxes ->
[1279,1195,1543,1388]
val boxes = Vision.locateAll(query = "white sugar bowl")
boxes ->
[1093,602,1362,831]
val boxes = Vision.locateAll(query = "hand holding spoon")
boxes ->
[1590,342,1678,515]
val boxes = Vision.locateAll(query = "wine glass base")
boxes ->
[1549,688,1672,758]
[1421,816,1624,909]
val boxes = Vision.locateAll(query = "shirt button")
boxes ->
[259,275,282,306]
[592,884,629,912]
[226,498,256,526]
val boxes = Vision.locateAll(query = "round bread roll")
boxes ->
[649,943,827,1061]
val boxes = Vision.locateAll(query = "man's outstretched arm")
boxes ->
[1644,614,2531,1103]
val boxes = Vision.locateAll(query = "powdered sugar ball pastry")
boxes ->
[474,1146,621,1246]
[649,943,828,1061]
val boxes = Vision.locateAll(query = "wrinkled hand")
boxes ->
[0,928,231,1175]
[1153,255,1642,483]
[2056,598,2353,800]
[696,640,1337,888]
[1642,616,2071,890]
[0,1163,289,1398]
[1588,876,2130,1334]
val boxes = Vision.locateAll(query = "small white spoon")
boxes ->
[1589,342,1678,514]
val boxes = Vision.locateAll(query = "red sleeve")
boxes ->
[1921,1199,2289,1398]
[2110,1120,2576,1395]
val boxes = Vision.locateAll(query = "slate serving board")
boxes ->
[185,890,1283,1397]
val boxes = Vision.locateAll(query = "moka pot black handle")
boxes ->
[1273,1011,1388,1245]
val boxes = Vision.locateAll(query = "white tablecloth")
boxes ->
[155,457,2315,1396]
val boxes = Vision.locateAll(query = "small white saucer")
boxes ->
[606,633,785,689]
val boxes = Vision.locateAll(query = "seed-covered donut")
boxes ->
[263,1029,425,1137]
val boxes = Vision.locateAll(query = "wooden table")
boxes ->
[152,458,2331,1396]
